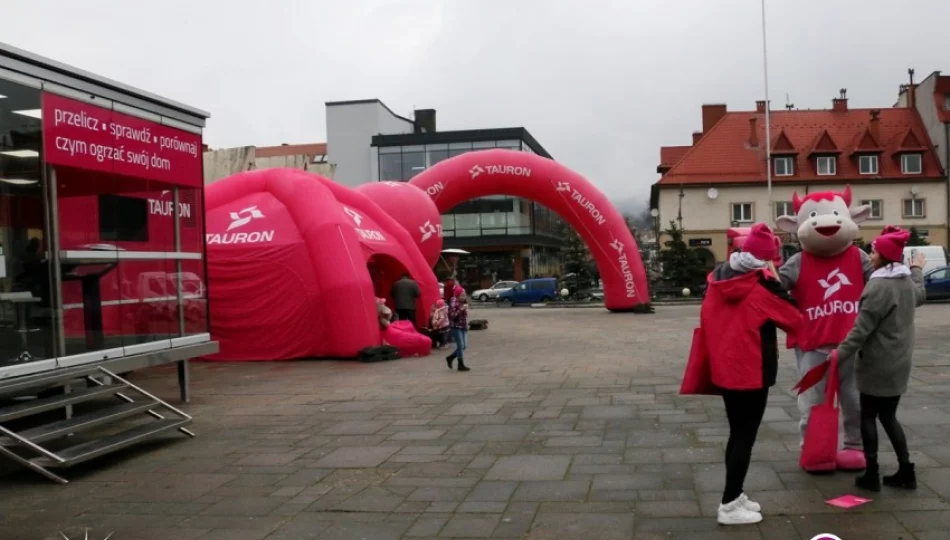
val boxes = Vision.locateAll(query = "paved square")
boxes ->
[2,304,950,539]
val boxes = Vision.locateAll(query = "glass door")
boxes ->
[0,74,56,374]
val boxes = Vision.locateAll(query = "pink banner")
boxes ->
[42,93,203,187]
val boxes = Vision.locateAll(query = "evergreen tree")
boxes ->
[907,226,930,246]
[853,237,872,254]
[559,222,593,292]
[658,221,707,288]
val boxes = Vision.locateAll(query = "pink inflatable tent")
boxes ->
[203,168,438,361]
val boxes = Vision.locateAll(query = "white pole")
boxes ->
[761,0,773,218]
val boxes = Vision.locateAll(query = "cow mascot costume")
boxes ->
[776,186,872,472]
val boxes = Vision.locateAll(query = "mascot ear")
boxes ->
[775,215,799,234]
[842,186,853,207]
[850,203,872,224]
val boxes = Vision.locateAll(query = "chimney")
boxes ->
[869,109,881,142]
[692,131,703,145]
[907,68,917,108]
[701,104,727,133]
[413,109,437,133]
[748,117,759,148]
[755,100,769,113]
[832,88,848,112]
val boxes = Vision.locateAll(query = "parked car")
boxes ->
[472,281,519,302]
[903,246,948,274]
[498,278,558,306]
[924,265,950,301]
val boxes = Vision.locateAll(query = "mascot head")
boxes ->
[775,186,870,257]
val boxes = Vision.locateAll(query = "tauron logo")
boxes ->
[469,165,485,179]
[818,268,852,301]
[343,206,363,226]
[227,205,265,231]
[556,181,571,193]
[419,220,441,242]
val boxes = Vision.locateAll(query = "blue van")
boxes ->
[498,278,558,305]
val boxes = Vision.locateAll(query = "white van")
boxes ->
[902,246,948,274]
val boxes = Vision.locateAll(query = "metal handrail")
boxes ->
[0,424,66,463]
[97,368,192,421]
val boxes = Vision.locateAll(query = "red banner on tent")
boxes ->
[42,93,203,187]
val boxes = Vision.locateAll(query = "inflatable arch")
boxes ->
[409,150,651,312]
[204,168,438,361]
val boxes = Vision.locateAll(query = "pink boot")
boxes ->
[836,449,866,471]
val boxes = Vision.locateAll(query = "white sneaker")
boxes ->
[736,493,761,512]
[718,498,763,525]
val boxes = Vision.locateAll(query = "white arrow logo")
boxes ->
[610,239,624,253]
[419,221,438,242]
[818,268,852,301]
[383,181,400,187]
[343,206,362,226]
[469,165,485,179]
[556,182,571,193]
[227,205,265,231]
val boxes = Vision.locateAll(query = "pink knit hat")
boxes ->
[872,225,910,263]
[742,223,779,262]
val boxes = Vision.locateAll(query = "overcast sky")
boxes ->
[2,0,948,208]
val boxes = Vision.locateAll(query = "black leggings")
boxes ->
[722,388,769,504]
[860,393,910,467]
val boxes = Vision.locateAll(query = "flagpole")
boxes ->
[761,0,773,217]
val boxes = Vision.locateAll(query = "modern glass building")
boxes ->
[371,126,566,290]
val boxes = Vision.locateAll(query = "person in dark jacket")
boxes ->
[836,226,927,492]
[700,223,802,525]
[390,274,420,325]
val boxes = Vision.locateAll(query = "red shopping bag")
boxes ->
[800,351,839,472]
[680,327,720,396]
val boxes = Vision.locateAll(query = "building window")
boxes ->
[378,148,403,180]
[859,199,883,220]
[773,157,794,176]
[901,153,922,174]
[732,203,754,223]
[945,94,950,110]
[816,156,836,176]
[858,155,879,175]
[401,146,426,180]
[775,201,794,217]
[902,198,925,218]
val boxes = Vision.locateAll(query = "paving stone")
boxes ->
[439,514,500,537]
[407,516,449,537]
[446,403,503,416]
[310,446,401,468]
[512,481,590,502]
[485,455,571,481]
[465,425,531,441]
[526,512,635,540]
[466,481,517,502]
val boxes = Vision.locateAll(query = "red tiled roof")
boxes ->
[256,143,327,158]
[657,107,944,185]
[657,145,690,173]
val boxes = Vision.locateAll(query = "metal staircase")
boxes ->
[0,367,194,484]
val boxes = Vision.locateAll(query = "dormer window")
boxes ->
[816,156,836,176]
[901,153,922,175]
[858,155,879,175]
[774,156,794,176]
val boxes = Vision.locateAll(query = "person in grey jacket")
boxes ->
[390,274,421,326]
[835,226,927,492]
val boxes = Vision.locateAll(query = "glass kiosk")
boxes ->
[0,43,217,483]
